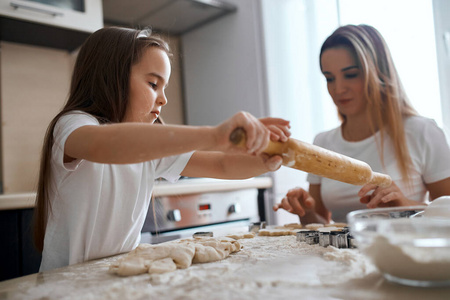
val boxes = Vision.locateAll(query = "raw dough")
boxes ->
[276,223,303,230]
[326,222,347,228]
[258,229,298,236]
[226,232,255,240]
[110,236,241,277]
[305,223,324,230]
[148,257,177,274]
[109,256,148,277]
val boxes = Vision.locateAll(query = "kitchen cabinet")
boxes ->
[103,0,236,35]
[0,0,103,51]
[0,208,41,281]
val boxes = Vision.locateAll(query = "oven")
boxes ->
[141,177,272,244]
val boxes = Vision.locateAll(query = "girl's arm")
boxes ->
[180,151,283,179]
[64,112,281,164]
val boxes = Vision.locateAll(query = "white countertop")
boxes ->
[0,177,272,210]
[0,234,448,300]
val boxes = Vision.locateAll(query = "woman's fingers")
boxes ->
[273,188,315,217]
[357,183,378,197]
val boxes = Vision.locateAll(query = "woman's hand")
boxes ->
[273,188,315,217]
[358,182,414,208]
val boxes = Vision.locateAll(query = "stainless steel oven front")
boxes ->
[141,178,270,243]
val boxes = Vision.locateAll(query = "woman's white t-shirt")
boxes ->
[40,112,194,271]
[307,116,450,223]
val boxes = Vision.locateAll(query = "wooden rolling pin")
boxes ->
[230,128,392,187]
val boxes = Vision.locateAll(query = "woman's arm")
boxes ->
[426,177,450,200]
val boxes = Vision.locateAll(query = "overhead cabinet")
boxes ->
[103,0,236,35]
[0,0,103,50]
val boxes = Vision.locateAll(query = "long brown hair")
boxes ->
[319,24,417,183]
[33,27,171,252]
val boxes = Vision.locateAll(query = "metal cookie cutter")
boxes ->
[305,231,319,245]
[319,231,331,247]
[297,230,317,243]
[249,221,266,233]
[193,231,213,238]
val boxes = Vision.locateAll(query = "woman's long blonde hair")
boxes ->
[320,24,418,183]
[33,27,171,252]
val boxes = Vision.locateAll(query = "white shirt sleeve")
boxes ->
[407,117,450,184]
[52,112,99,171]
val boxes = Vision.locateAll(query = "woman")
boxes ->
[273,24,450,224]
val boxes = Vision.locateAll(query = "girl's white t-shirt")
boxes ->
[40,112,194,271]
[307,116,450,223]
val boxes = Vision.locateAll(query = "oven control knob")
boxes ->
[167,209,181,222]
[228,203,241,214]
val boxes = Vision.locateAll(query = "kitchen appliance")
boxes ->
[141,178,268,244]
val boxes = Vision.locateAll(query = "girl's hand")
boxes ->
[259,117,291,142]
[273,188,315,217]
[358,182,412,208]
[215,111,272,155]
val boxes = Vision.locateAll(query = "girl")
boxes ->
[274,24,450,224]
[34,27,291,271]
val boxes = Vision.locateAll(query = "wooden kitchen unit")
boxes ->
[0,235,448,299]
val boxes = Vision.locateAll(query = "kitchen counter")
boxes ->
[0,234,449,300]
[0,177,272,210]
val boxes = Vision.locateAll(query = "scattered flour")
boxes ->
[3,236,377,300]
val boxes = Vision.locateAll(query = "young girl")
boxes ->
[274,24,450,224]
[34,27,291,271]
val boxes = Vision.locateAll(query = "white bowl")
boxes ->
[347,206,450,287]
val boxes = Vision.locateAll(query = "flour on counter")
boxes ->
[5,236,376,300]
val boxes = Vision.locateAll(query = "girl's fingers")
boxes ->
[264,155,283,171]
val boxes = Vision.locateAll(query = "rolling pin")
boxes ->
[230,128,392,187]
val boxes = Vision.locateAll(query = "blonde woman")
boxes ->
[274,24,450,224]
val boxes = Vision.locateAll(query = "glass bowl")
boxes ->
[347,206,450,287]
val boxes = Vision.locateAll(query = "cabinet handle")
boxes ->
[10,2,64,17]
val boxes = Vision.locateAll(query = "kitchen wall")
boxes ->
[0,35,184,194]
[1,42,73,194]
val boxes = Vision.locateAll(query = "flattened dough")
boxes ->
[110,236,241,277]
[258,229,298,236]
[225,232,255,240]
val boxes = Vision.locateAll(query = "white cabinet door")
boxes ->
[0,0,102,33]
